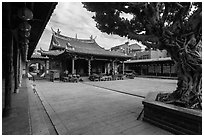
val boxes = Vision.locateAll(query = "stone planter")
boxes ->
[142,92,202,135]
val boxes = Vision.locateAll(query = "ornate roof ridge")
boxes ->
[51,28,96,43]
[54,33,96,44]
[129,43,141,48]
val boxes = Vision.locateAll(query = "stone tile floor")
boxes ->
[34,77,176,135]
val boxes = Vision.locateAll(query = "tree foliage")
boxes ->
[83,2,201,49]
[83,2,202,109]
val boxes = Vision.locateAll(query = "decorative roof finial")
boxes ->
[90,35,93,40]
[57,29,61,34]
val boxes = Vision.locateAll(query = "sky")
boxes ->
[36,2,144,51]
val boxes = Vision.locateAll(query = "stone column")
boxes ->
[45,60,47,74]
[104,63,107,74]
[107,63,110,74]
[72,57,75,74]
[112,60,115,75]
[19,53,22,87]
[122,61,125,75]
[46,60,49,74]
[155,64,158,76]
[88,59,91,76]
[14,48,19,93]
[25,61,28,77]
[140,65,143,75]
[3,31,14,117]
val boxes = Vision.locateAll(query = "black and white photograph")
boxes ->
[2,1,202,135]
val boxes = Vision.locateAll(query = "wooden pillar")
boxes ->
[14,48,19,93]
[140,65,143,75]
[122,61,125,75]
[107,63,110,74]
[46,60,49,74]
[155,64,157,76]
[3,31,14,117]
[147,64,149,75]
[88,59,91,76]
[169,64,172,77]
[72,57,75,74]
[45,60,47,74]
[25,61,28,77]
[112,60,115,75]
[19,53,22,87]
[104,63,106,74]
[59,60,63,80]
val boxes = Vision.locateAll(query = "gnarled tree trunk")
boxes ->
[156,36,202,110]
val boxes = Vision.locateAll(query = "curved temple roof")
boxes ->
[43,31,131,59]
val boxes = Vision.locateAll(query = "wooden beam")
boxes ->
[93,58,109,61]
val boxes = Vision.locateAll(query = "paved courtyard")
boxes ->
[84,77,177,97]
[34,77,177,135]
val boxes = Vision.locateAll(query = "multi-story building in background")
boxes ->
[112,42,176,77]
[124,48,176,77]
[110,42,142,56]
[111,42,169,59]
[133,49,169,60]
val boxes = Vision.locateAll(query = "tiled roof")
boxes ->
[41,50,65,56]
[129,43,141,50]
[125,57,172,63]
[111,43,127,50]
[48,33,131,58]
[31,54,49,59]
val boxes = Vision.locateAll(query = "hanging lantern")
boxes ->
[19,22,31,31]
[19,38,29,45]
[20,42,29,53]
[18,7,33,21]
[19,31,30,38]
[22,43,29,52]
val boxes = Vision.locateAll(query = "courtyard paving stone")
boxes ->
[84,77,177,97]
[34,78,176,135]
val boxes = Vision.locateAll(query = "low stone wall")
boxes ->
[142,92,202,135]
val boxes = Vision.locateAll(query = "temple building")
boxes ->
[125,57,177,77]
[40,30,131,78]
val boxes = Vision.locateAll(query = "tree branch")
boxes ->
[128,32,160,42]
[142,41,161,49]
[161,3,170,25]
